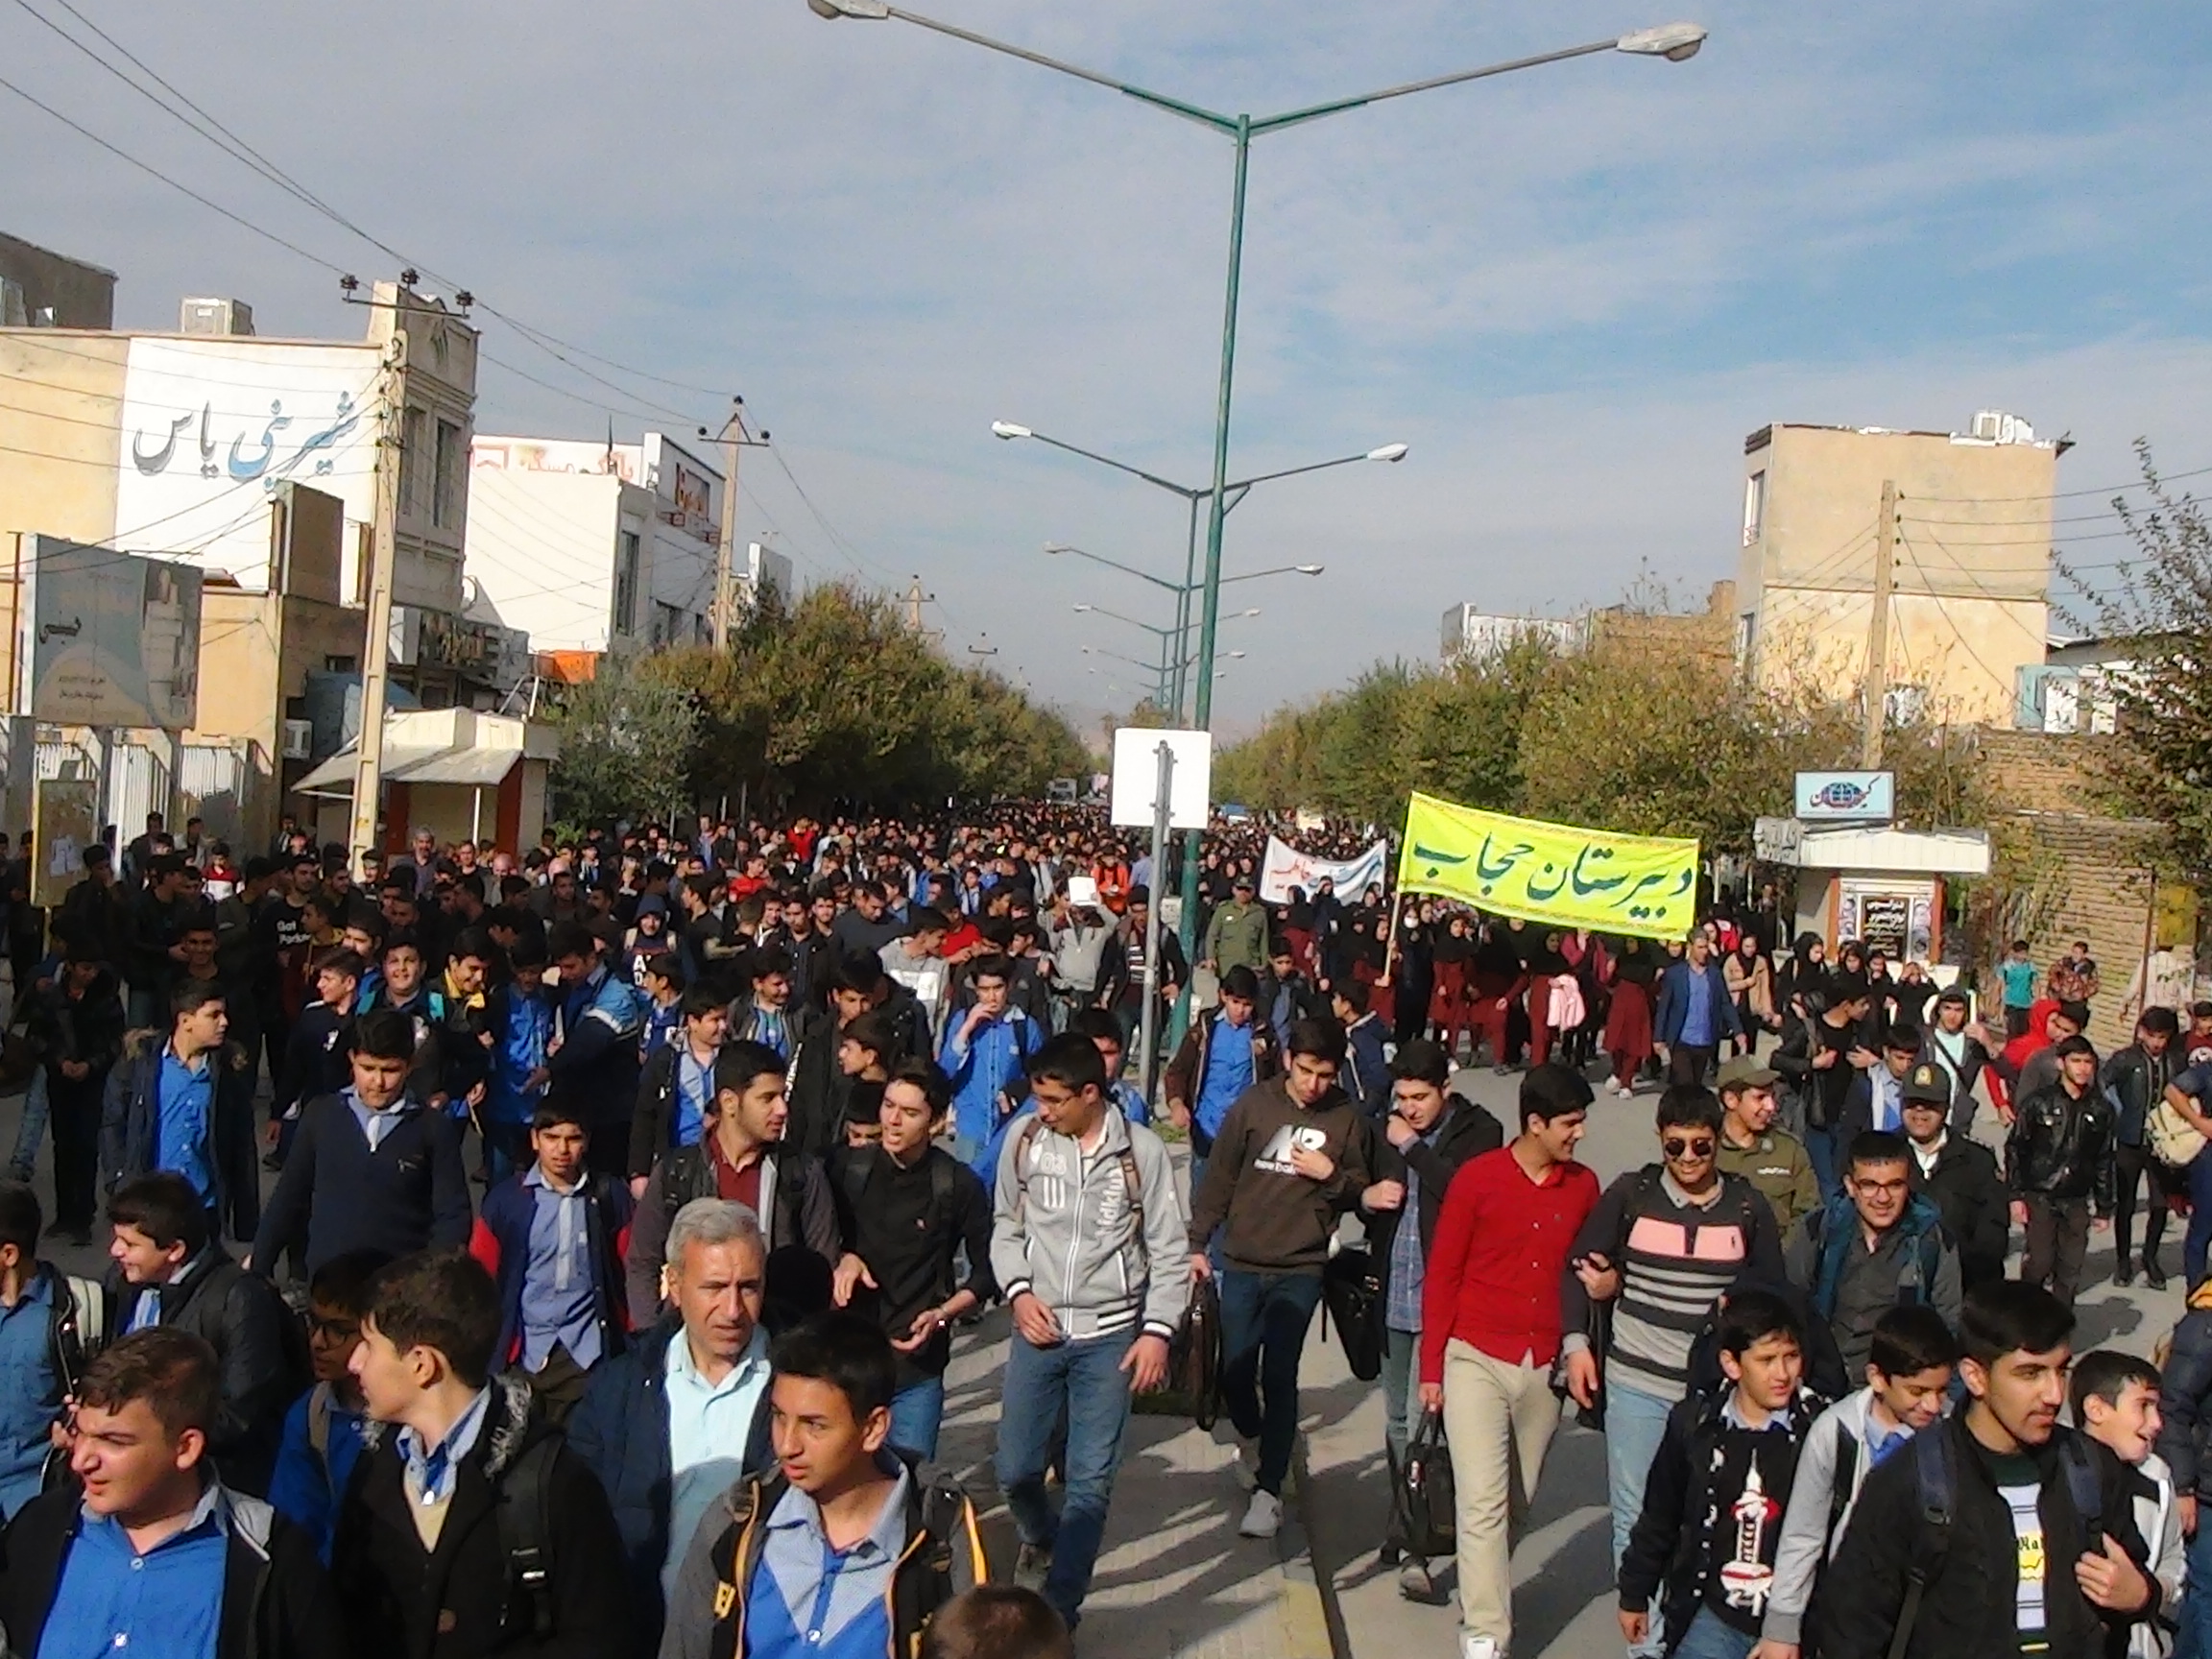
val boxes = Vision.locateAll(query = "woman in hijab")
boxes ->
[1603,935,1659,1096]
[1430,911,1475,1060]
[1722,932,1776,1057]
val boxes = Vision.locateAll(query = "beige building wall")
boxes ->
[1739,421,2058,724]
[0,331,127,549]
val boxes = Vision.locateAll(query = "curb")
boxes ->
[1281,1431,1353,1659]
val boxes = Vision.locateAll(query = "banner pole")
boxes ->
[1380,887,1406,985]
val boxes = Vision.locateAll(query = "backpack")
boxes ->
[704,1463,984,1659]
[1888,1425,2104,1659]
[495,1433,564,1641]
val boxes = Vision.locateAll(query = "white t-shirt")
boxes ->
[1998,1471,2050,1653]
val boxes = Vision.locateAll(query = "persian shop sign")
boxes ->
[1792,770,1895,823]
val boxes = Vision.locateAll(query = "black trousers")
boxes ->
[2113,1141,2176,1267]
[1667,1044,1718,1086]
[48,1076,102,1233]
[2022,1194,2091,1307]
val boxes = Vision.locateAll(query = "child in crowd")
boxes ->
[2073,1349,2183,1659]
[268,1248,388,1560]
[1619,1289,1823,1659]
[1762,1304,1959,1650]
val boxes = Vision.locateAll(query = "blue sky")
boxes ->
[6,0,2211,731]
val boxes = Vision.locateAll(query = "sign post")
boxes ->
[1110,728,1212,1111]
[1138,740,1174,1111]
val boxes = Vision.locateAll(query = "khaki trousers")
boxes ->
[1442,1337,1563,1648]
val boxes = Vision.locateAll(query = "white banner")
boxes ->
[1258,836,1388,905]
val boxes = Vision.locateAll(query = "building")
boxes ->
[1439,606,1582,662]
[0,269,502,848]
[1439,585,1735,667]
[1736,412,2064,725]
[291,704,557,853]
[741,540,793,611]
[2016,636,2123,734]
[466,432,724,654]
[0,232,115,328]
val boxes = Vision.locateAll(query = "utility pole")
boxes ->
[1862,478,1897,768]
[706,398,766,648]
[902,575,939,637]
[349,347,405,871]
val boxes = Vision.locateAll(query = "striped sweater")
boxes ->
[1558,1166,1787,1403]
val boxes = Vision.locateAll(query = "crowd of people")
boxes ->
[0,801,2202,1659]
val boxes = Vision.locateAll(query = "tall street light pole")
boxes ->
[998,422,1403,718]
[807,0,1707,1004]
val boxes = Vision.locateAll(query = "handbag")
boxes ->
[1389,1407,1456,1561]
[2149,1096,2206,1168]
[1320,1245,1386,1382]
[1164,1273,1223,1430]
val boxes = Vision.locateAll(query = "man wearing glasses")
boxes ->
[1785,1128,1963,1381]
[1559,1085,1788,1651]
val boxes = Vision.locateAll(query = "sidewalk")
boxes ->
[935,1309,1334,1659]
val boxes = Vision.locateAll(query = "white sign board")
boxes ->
[1793,769,1895,822]
[1109,728,1212,831]
[16,537,203,729]
[114,337,382,590]
[1258,836,1389,904]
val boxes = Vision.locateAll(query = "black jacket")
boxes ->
[1361,1093,1503,1267]
[1619,1385,1823,1651]
[1771,1012,1861,1132]
[113,1245,301,1498]
[2006,1078,2117,1207]
[1910,1135,2010,1287]
[625,1143,838,1333]
[1815,1414,2154,1659]
[0,1482,345,1659]
[330,1373,629,1659]
[98,1031,258,1227]
[565,1320,774,1647]
[2156,1305,2212,1503]
[2103,1043,2175,1148]
[21,972,126,1088]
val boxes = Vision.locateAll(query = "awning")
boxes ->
[293,743,517,797]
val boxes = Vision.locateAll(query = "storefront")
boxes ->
[1757,820,1990,970]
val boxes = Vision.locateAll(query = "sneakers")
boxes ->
[2113,1258,2136,1288]
[2147,1258,2172,1291]
[1014,1542,1053,1589]
[1238,1490,1282,1539]
[1233,1439,1262,1493]
[1459,1637,1500,1659]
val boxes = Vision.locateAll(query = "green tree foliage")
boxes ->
[640,584,1088,813]
[2060,441,2212,878]
[543,647,702,828]
[1216,623,1981,850]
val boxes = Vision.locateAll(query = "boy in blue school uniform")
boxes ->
[266,1248,385,1561]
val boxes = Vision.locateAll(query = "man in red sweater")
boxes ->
[1418,1063,1601,1659]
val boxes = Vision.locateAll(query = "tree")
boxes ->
[544,648,701,829]
[2060,440,2212,878]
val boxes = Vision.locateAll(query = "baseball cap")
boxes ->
[1714,1055,1778,1091]
[1902,1062,1951,1106]
[1233,873,1256,889]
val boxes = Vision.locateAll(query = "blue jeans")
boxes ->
[7,1067,49,1177]
[2187,1152,2212,1290]
[1218,1269,1324,1497]
[1804,1124,1844,1202]
[1671,1607,1754,1659]
[1606,1382,1677,1654]
[888,1375,946,1460]
[1380,1326,1421,1471]
[996,1330,1134,1630]
[2179,1523,2212,1659]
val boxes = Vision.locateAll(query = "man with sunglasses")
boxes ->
[1559,1086,1787,1648]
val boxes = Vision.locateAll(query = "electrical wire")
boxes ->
[1902,461,2212,506]
[1894,537,2035,698]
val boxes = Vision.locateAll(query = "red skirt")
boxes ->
[1603,980,1653,1060]
[1429,961,1468,1024]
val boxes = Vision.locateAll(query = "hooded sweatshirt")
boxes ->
[1186,1077,1373,1275]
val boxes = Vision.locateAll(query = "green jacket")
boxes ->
[1203,901,1269,974]
[1717,1126,1820,1234]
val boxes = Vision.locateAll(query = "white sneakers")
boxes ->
[1233,1440,1262,1493]
[1459,1636,1501,1659]
[1238,1490,1283,1539]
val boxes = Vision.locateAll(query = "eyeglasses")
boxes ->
[306,1314,360,1341]
[1661,1136,1716,1159]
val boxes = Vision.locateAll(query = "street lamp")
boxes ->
[810,1,1704,1018]
[1011,426,1403,715]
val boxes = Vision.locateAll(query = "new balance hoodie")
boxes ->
[1186,1077,1373,1276]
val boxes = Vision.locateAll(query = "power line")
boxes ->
[1904,460,2212,506]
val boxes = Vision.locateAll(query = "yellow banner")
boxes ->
[1397,792,1700,942]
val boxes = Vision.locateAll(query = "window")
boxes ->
[432,419,464,529]
[399,407,427,519]
[613,531,641,637]
[695,613,712,645]
[1742,469,1767,548]
[654,602,684,646]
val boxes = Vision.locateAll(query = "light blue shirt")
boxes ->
[519,1168,600,1372]
[344,1086,414,1151]
[1680,967,1717,1047]
[41,1481,227,1659]
[156,1048,216,1206]
[1195,1012,1257,1141]
[397,1386,491,1508]
[0,1274,55,1519]
[662,1326,772,1599]
[673,1048,714,1150]
[752,1459,910,1659]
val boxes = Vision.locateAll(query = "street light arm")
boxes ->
[1072,602,1173,638]
[1046,542,1185,594]
[1218,563,1325,586]
[876,5,1235,132]
[1250,37,1621,133]
[1024,431,1199,499]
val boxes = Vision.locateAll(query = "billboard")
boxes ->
[15,537,204,729]
[643,433,721,548]
[113,337,382,590]
[1792,769,1895,823]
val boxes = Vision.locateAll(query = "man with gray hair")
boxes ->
[570,1196,776,1650]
